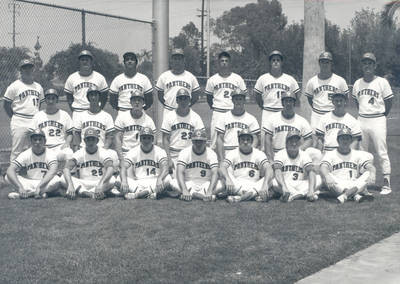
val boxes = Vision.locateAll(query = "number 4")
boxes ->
[368,97,374,105]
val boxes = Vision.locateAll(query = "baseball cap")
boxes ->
[269,50,283,61]
[171,48,184,56]
[218,51,231,59]
[281,91,297,101]
[231,88,246,98]
[78,50,93,59]
[319,51,333,61]
[130,90,144,99]
[238,128,253,138]
[84,128,99,139]
[337,128,352,139]
[44,88,59,97]
[123,51,138,62]
[19,58,34,68]
[30,128,45,139]
[87,86,100,96]
[176,88,191,98]
[286,129,301,141]
[331,91,347,99]
[139,127,154,137]
[361,52,376,63]
[192,129,207,141]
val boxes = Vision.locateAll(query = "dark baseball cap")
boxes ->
[269,50,283,61]
[337,128,352,139]
[19,58,34,68]
[171,48,184,56]
[30,128,46,139]
[231,88,246,98]
[192,129,207,141]
[140,127,154,137]
[176,88,191,98]
[123,51,138,61]
[286,129,301,141]
[84,128,99,139]
[78,50,93,59]
[87,86,100,95]
[44,88,59,97]
[281,91,297,101]
[238,128,253,138]
[331,92,348,99]
[130,90,144,99]
[319,51,333,61]
[218,51,231,59]
[361,52,376,63]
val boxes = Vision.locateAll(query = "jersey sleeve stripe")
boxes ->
[293,88,301,94]
[48,160,58,167]
[262,127,273,135]
[63,88,73,94]
[103,157,112,165]
[144,88,153,94]
[124,158,133,166]
[204,90,213,95]
[160,128,170,134]
[159,157,168,164]
[253,88,263,95]
[260,159,269,167]
[109,89,118,94]
[105,128,115,133]
[215,127,225,134]
[155,86,163,92]
[303,132,313,139]
[320,161,332,170]
[352,132,362,137]
[192,86,200,92]
[305,92,313,98]
[11,160,22,168]
[384,94,394,100]
[315,129,324,135]
[303,162,312,169]
[114,125,124,131]
[223,159,232,167]
[177,160,186,167]
[2,97,12,102]
[210,163,218,168]
[361,160,372,169]
[250,129,261,134]
[272,160,283,168]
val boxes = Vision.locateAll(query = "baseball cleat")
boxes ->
[8,192,20,199]
[226,196,241,203]
[124,193,138,200]
[380,186,392,195]
[336,193,347,204]
[355,194,374,203]
[148,192,158,200]
[288,193,303,202]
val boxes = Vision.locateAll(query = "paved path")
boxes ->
[297,233,400,284]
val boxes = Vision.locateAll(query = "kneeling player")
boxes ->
[219,129,273,203]
[170,129,223,201]
[63,128,115,200]
[119,127,171,200]
[320,128,375,203]
[272,130,320,202]
[6,129,62,199]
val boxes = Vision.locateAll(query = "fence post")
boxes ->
[81,9,86,47]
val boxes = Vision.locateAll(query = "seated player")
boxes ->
[216,88,260,162]
[114,90,156,162]
[6,129,62,199]
[272,130,320,202]
[219,128,273,203]
[63,128,116,200]
[319,128,376,203]
[118,127,171,200]
[170,129,223,201]
[315,91,361,152]
[161,88,204,174]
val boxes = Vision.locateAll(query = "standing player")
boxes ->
[320,128,376,203]
[352,52,393,195]
[219,129,273,203]
[272,130,320,203]
[315,92,361,152]
[254,50,300,150]
[119,127,171,200]
[3,58,44,161]
[263,91,313,161]
[109,51,153,112]
[114,90,156,161]
[156,48,201,117]
[6,129,62,199]
[205,51,247,149]
[215,89,260,162]
[170,129,223,201]
[161,88,204,174]
[64,50,108,118]
[63,128,116,200]
[305,51,349,129]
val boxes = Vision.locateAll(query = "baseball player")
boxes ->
[64,50,108,118]
[114,90,156,161]
[219,128,273,203]
[319,128,376,203]
[305,51,349,129]
[205,51,247,149]
[161,88,205,174]
[109,51,153,112]
[6,129,62,199]
[63,128,116,200]
[315,92,361,152]
[352,52,393,195]
[3,58,44,161]
[263,91,313,162]
[118,127,171,200]
[215,88,260,162]
[156,48,200,117]
[254,50,300,150]
[169,129,223,201]
[272,130,320,203]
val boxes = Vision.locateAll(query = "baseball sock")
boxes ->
[383,175,391,187]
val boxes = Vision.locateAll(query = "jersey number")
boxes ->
[349,170,353,179]
[249,170,255,177]
[91,169,103,176]
[200,170,207,177]
[276,90,285,99]
[146,168,156,176]
[33,98,40,106]
[49,129,61,137]
[293,173,299,180]
[368,98,374,105]
[181,132,192,140]
[223,90,231,98]
[41,170,47,177]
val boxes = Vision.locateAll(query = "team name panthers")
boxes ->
[124,125,143,132]
[38,120,64,130]
[275,125,299,133]
[119,83,144,92]
[325,123,349,131]
[82,121,106,130]
[264,83,290,92]
[332,162,357,171]
[18,90,40,101]
[79,160,103,168]
[171,123,194,131]
[135,159,159,168]
[186,161,210,169]
[282,165,303,173]
[165,81,191,90]
[357,89,379,99]
[27,162,48,171]
[233,161,258,170]
[225,122,248,130]
[313,85,338,94]
[214,83,236,91]
[74,82,97,92]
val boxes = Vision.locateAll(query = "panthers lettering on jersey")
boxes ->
[124,145,167,179]
[273,149,312,181]
[72,147,112,181]
[352,76,393,118]
[12,148,57,179]
[155,70,200,110]
[177,147,218,183]
[3,80,44,119]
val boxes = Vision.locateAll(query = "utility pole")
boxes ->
[197,0,206,75]
[8,0,20,48]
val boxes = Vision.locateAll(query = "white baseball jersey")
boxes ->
[30,110,73,148]
[215,111,260,150]
[263,112,313,152]
[64,71,108,110]
[124,145,167,179]
[254,73,300,111]
[72,147,112,181]
[115,111,156,151]
[155,70,200,110]
[161,109,204,151]
[274,149,312,181]
[74,110,114,147]
[305,73,349,114]
[205,73,247,111]
[315,112,362,151]
[177,146,218,183]
[3,80,44,119]
[109,72,153,110]
[224,148,268,182]
[12,148,57,180]
[321,149,373,180]
[352,76,393,118]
